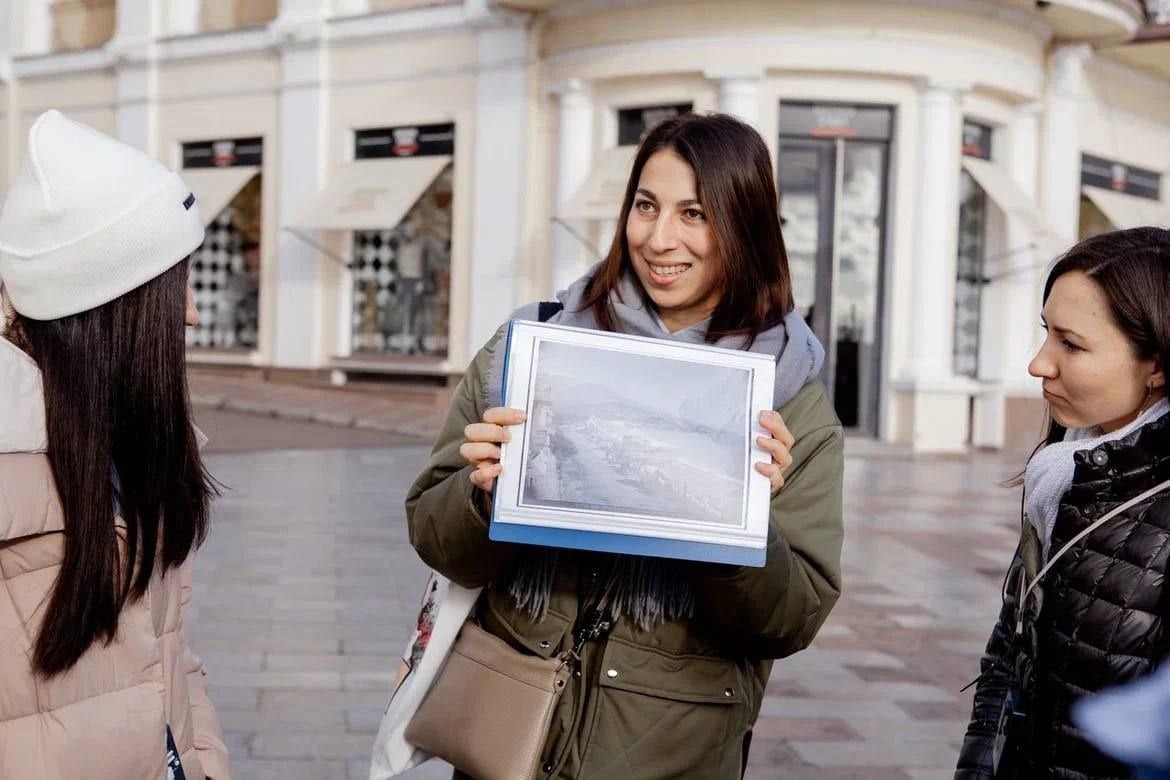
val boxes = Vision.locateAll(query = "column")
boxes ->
[110,0,159,156]
[1002,104,1044,391]
[550,78,593,294]
[908,80,965,383]
[21,0,52,55]
[467,22,527,353]
[706,69,763,130]
[1041,44,1091,244]
[972,104,1043,449]
[271,0,329,368]
[897,78,971,452]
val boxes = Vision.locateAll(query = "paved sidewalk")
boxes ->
[189,370,450,441]
[186,428,1024,779]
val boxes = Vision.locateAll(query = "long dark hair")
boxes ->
[1027,227,1170,458]
[8,258,216,676]
[581,112,794,343]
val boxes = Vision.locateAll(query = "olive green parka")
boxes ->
[407,330,844,779]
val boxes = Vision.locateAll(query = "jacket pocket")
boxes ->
[579,638,746,779]
[481,590,572,659]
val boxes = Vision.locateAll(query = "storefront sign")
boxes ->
[779,102,893,142]
[182,137,263,168]
[617,103,693,146]
[1081,154,1161,201]
[355,123,455,159]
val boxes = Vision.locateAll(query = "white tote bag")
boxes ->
[369,572,481,779]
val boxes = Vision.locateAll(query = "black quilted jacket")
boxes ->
[956,413,1170,779]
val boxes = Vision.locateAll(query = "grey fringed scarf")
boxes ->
[486,265,825,629]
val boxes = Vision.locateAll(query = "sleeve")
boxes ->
[178,560,232,780]
[690,421,844,660]
[956,550,1024,779]
[405,339,521,588]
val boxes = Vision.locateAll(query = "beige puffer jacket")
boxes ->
[0,337,231,780]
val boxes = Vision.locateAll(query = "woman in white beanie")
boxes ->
[0,110,231,779]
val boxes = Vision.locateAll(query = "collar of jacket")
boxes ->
[1067,412,1170,504]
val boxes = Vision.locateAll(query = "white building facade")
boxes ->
[1,0,1169,452]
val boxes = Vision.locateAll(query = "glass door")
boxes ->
[778,103,892,435]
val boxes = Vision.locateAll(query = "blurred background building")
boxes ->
[0,0,1167,452]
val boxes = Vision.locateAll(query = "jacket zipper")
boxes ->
[544,567,611,778]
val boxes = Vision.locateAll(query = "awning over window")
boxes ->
[960,157,1060,248]
[290,156,451,232]
[1081,185,1170,230]
[558,146,637,221]
[182,166,260,228]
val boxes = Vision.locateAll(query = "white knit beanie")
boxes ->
[0,110,204,320]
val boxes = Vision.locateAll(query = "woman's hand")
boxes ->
[755,410,795,496]
[461,407,526,493]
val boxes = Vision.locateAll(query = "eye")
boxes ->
[683,208,706,221]
[1061,339,1082,353]
[633,199,656,214]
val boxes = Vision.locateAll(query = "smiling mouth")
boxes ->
[647,261,692,279]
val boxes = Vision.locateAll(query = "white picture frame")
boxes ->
[488,320,776,567]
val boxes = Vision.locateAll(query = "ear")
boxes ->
[1150,361,1165,391]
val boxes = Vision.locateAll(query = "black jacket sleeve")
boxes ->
[956,550,1024,779]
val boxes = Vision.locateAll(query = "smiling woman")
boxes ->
[394,112,845,780]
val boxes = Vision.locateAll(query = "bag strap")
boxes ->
[537,301,564,323]
[1015,477,1170,636]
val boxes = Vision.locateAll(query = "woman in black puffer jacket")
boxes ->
[957,227,1170,779]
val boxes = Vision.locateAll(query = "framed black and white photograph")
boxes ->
[488,321,776,566]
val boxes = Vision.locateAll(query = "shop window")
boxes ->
[351,124,455,358]
[617,103,693,146]
[51,0,116,52]
[953,121,992,379]
[200,0,278,32]
[182,137,264,351]
[187,176,262,350]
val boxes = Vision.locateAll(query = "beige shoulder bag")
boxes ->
[404,619,572,780]
[405,594,612,780]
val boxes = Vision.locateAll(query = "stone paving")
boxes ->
[189,369,450,440]
[186,418,1025,780]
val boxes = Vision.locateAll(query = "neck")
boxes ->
[656,307,713,334]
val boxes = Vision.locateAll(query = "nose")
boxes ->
[1028,339,1056,380]
[646,213,679,254]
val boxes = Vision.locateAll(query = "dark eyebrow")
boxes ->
[1050,323,1085,341]
[1043,315,1085,339]
[635,188,701,208]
